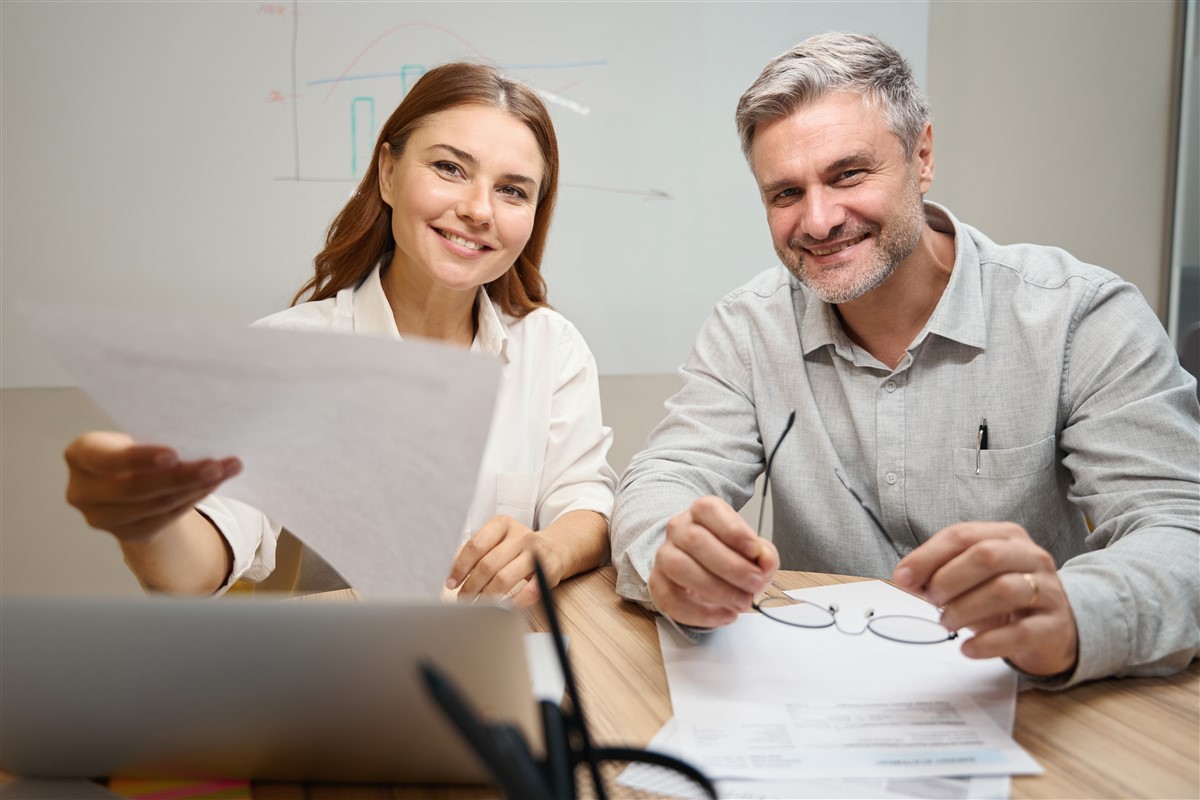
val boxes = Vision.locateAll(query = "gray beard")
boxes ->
[778,189,926,305]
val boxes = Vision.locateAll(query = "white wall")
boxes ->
[925,0,1179,316]
[0,1,929,386]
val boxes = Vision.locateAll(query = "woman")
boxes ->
[63,62,617,608]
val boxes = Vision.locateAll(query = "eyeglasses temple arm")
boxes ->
[758,409,797,536]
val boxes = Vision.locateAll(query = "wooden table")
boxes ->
[8,568,1194,799]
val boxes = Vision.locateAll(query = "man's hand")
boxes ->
[893,522,1078,677]
[648,496,778,628]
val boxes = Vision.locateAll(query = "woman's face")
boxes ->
[379,104,544,298]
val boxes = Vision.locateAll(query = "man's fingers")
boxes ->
[667,502,770,596]
[958,611,1078,676]
[687,496,763,561]
[656,541,754,611]
[921,539,1054,609]
[894,522,1028,593]
[939,566,1060,631]
[649,567,741,629]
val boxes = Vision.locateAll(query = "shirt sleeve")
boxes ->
[1050,277,1200,687]
[534,322,618,531]
[611,297,765,607]
[194,494,283,595]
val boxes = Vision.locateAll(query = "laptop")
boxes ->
[0,595,542,783]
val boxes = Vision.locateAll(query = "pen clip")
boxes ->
[975,417,988,475]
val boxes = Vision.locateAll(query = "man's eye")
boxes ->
[774,188,799,202]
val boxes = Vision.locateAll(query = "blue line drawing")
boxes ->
[350,96,375,177]
[399,64,426,96]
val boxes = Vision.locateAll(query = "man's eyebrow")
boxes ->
[824,151,875,175]
[758,151,878,196]
[426,143,539,189]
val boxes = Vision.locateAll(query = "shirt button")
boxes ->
[886,471,898,485]
[901,546,914,555]
[885,380,897,393]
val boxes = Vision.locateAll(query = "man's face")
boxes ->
[750,92,933,304]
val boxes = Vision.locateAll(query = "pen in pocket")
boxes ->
[975,417,989,475]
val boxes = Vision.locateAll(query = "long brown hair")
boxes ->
[293,62,559,317]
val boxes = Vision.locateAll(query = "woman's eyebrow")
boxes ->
[426,143,539,189]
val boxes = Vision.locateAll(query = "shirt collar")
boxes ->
[352,256,511,362]
[799,201,986,359]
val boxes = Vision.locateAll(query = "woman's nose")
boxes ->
[456,185,493,228]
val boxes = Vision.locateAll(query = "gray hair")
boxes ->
[735,32,931,163]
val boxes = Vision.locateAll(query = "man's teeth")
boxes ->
[441,230,484,251]
[811,235,865,256]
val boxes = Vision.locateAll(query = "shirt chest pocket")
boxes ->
[495,472,541,529]
[953,435,1062,537]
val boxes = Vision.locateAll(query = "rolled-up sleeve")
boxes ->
[194,495,282,594]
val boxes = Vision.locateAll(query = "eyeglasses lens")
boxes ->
[867,615,955,644]
[755,597,835,628]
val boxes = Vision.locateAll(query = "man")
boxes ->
[611,32,1199,687]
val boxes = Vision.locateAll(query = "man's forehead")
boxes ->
[749,94,900,176]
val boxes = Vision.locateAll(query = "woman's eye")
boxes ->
[433,162,462,177]
[499,185,529,201]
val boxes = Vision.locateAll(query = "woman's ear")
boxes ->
[378,143,395,208]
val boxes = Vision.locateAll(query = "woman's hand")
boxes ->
[446,510,609,610]
[446,515,558,609]
[64,431,242,542]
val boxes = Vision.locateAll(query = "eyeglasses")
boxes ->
[751,410,956,646]
[754,596,957,644]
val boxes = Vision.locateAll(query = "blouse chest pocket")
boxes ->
[953,435,1063,539]
[495,472,541,529]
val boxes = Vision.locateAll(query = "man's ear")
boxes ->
[916,122,935,194]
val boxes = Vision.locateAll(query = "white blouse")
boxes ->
[197,261,617,592]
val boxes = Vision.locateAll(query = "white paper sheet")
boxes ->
[656,581,1040,782]
[23,303,500,598]
[622,719,1010,799]
[524,632,567,704]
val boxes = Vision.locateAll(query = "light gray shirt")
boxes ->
[612,203,1199,688]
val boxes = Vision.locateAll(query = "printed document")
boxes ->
[23,303,500,598]
[656,580,1040,782]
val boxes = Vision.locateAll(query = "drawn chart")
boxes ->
[263,3,608,187]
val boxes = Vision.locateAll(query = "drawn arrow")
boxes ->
[564,184,673,201]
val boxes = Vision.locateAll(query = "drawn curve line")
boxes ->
[321,21,490,102]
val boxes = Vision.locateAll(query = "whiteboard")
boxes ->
[1,1,928,386]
